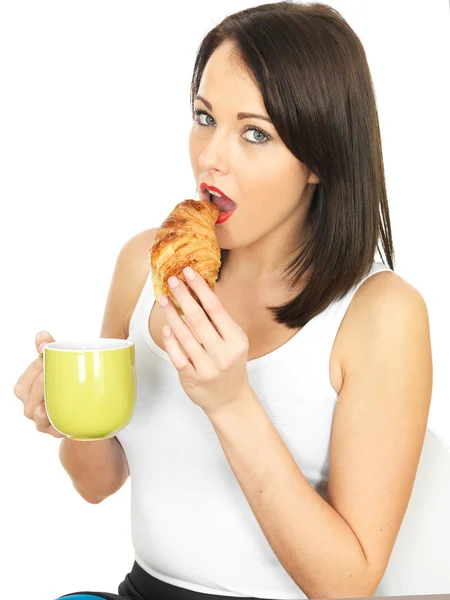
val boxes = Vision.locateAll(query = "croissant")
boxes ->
[150,199,221,314]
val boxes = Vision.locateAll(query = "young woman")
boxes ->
[15,2,432,599]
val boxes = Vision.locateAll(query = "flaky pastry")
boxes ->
[150,200,221,314]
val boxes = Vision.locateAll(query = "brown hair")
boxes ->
[190,1,394,328]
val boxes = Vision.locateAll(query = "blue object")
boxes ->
[56,595,106,599]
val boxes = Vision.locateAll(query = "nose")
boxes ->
[197,129,230,175]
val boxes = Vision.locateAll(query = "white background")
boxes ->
[1,1,449,599]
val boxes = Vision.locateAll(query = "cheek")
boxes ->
[252,157,304,206]
[244,175,300,217]
[188,131,200,172]
[245,170,282,209]
[188,129,207,165]
[188,130,195,158]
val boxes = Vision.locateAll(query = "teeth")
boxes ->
[209,190,222,197]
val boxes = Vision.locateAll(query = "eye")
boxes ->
[243,128,269,145]
[193,109,215,127]
[193,108,271,146]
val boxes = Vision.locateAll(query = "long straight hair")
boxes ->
[190,2,394,328]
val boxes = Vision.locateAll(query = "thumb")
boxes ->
[35,331,55,354]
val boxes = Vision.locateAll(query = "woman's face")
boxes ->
[189,40,318,276]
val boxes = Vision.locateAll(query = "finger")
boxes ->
[23,370,45,420]
[35,330,55,354]
[14,356,43,404]
[167,275,224,355]
[161,325,196,373]
[34,403,51,429]
[181,268,245,342]
[161,295,208,371]
[34,403,65,438]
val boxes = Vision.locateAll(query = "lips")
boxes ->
[199,183,237,213]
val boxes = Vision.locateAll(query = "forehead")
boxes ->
[198,41,263,108]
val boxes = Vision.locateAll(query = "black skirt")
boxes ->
[57,560,282,600]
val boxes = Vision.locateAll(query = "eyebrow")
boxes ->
[195,95,273,124]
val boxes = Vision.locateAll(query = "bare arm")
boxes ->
[209,272,432,598]
[59,436,129,504]
[59,228,157,503]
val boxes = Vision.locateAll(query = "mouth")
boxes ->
[199,183,237,214]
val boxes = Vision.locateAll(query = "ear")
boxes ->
[307,172,320,185]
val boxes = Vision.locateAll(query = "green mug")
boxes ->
[43,339,136,441]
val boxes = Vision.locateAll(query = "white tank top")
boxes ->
[117,261,391,599]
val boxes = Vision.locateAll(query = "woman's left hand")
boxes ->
[159,266,252,418]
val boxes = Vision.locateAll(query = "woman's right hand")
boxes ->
[14,331,66,438]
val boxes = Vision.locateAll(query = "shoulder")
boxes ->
[335,268,431,380]
[120,227,158,262]
[345,268,429,336]
[115,227,158,294]
[332,269,430,390]
[109,227,158,338]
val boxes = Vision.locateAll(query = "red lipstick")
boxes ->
[199,182,237,224]
[199,183,235,201]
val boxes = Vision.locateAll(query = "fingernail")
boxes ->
[183,266,196,281]
[168,276,180,289]
[38,343,46,354]
[159,295,169,307]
